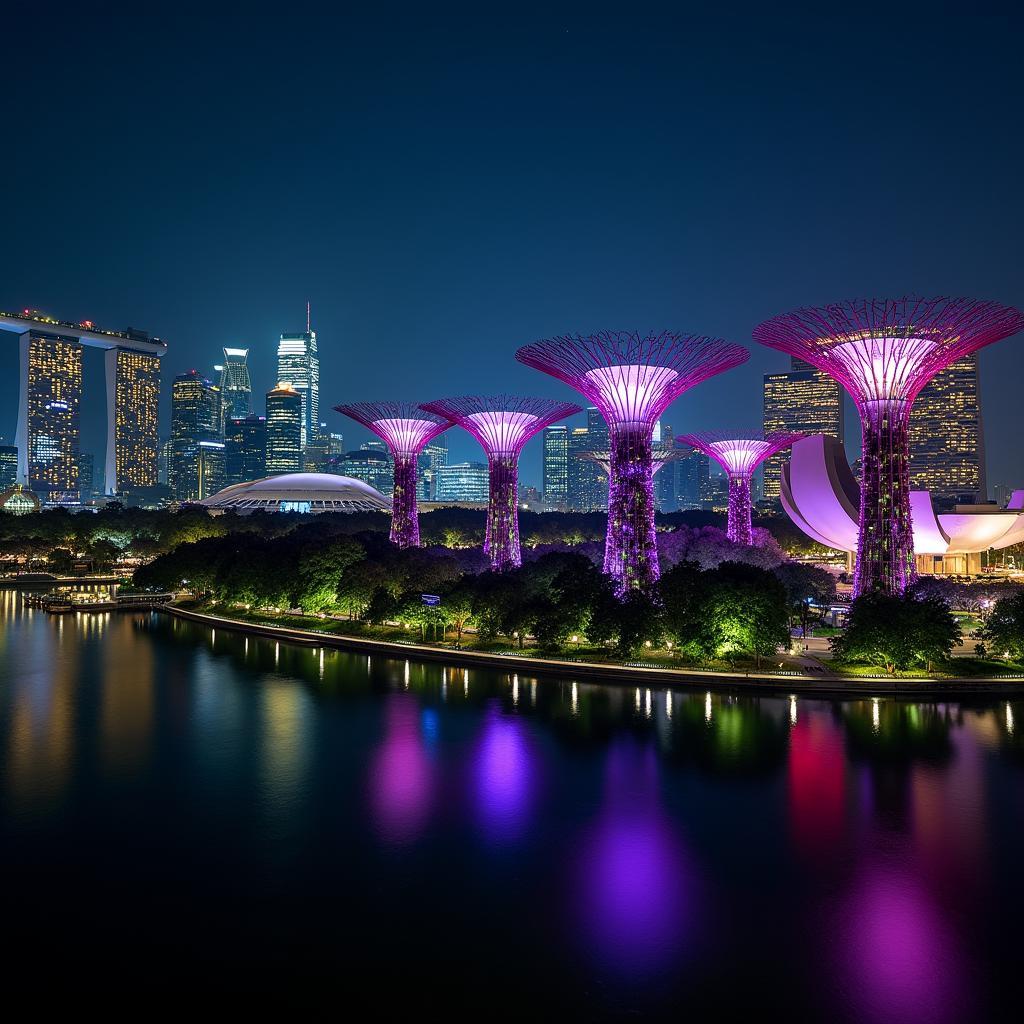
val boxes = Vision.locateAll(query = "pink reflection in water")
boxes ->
[788,712,847,861]
[472,706,535,843]
[576,740,695,976]
[368,697,433,845]
[836,864,968,1024]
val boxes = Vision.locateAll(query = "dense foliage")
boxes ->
[981,590,1024,661]
[831,593,962,673]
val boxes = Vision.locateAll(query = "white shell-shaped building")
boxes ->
[781,436,1024,573]
[200,473,390,514]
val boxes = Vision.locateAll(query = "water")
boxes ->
[1,590,1021,1020]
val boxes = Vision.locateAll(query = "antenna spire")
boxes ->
[306,300,311,333]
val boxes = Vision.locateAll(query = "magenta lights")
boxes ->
[422,395,581,571]
[754,297,1024,597]
[679,431,802,545]
[517,331,749,593]
[335,401,449,548]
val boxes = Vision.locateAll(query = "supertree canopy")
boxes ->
[421,395,581,571]
[334,401,449,548]
[753,297,1024,596]
[516,331,749,593]
[576,447,686,478]
[677,430,803,545]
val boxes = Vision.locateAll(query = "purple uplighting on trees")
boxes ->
[753,298,1024,597]
[421,395,581,571]
[516,331,749,594]
[678,431,803,545]
[334,401,449,548]
[576,447,685,479]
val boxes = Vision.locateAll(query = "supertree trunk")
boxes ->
[727,476,753,545]
[486,455,521,571]
[390,452,420,548]
[605,425,658,595]
[854,402,915,597]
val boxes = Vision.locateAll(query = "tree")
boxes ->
[704,562,790,668]
[294,536,363,613]
[982,591,1024,662]
[831,593,962,674]
[774,562,837,636]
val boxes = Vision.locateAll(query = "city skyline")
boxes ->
[1,12,1022,493]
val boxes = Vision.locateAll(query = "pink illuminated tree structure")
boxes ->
[421,395,581,571]
[516,331,749,594]
[677,431,803,545]
[753,297,1024,596]
[334,401,449,548]
[575,448,686,479]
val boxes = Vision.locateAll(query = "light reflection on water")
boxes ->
[0,591,1021,1018]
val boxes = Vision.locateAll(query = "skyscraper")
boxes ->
[340,447,393,496]
[25,331,82,505]
[542,424,568,510]
[158,438,173,486]
[762,357,844,500]
[265,383,303,475]
[434,461,489,503]
[0,442,18,489]
[418,433,448,499]
[909,353,986,505]
[78,452,95,497]
[218,347,252,421]
[566,411,609,513]
[170,370,222,500]
[224,414,267,485]
[653,421,677,512]
[677,448,710,510]
[109,348,161,492]
[276,305,319,448]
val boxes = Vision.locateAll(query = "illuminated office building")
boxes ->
[0,443,17,488]
[340,447,393,497]
[762,357,844,500]
[567,415,609,512]
[909,354,985,505]
[171,370,222,500]
[266,383,303,475]
[25,331,82,504]
[78,453,95,497]
[224,415,267,485]
[217,347,252,421]
[677,447,710,510]
[276,306,319,448]
[109,349,161,491]
[418,433,448,499]
[434,461,489,504]
[542,424,569,510]
[653,421,677,512]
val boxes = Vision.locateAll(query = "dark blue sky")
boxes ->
[2,8,1022,488]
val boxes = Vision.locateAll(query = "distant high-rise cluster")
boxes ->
[909,354,985,505]
[762,358,843,501]
[170,370,224,500]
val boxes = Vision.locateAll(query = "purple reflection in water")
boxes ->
[368,696,433,845]
[835,864,968,1024]
[575,739,695,977]
[472,705,535,843]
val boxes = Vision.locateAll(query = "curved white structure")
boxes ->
[781,435,1024,560]
[200,473,390,514]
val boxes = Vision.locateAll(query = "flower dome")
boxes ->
[200,473,390,514]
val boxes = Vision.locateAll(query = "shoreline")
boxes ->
[161,604,1024,699]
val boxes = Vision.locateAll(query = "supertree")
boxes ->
[753,297,1024,596]
[420,395,582,571]
[516,331,749,594]
[333,401,449,548]
[676,431,803,545]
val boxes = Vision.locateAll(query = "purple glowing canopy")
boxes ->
[753,297,1024,596]
[678,430,803,545]
[516,331,749,593]
[678,430,803,480]
[421,394,581,571]
[576,448,685,478]
[334,401,449,549]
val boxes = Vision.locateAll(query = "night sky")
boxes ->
[2,9,1022,488]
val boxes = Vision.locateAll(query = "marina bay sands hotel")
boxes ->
[2,310,167,504]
